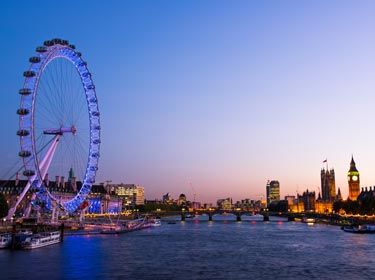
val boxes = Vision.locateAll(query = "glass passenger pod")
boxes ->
[89,97,97,103]
[91,153,99,158]
[36,46,48,53]
[19,88,32,95]
[17,108,30,115]
[23,71,36,77]
[51,38,62,45]
[19,150,32,157]
[43,40,54,46]
[69,44,76,49]
[29,57,41,63]
[17,130,30,136]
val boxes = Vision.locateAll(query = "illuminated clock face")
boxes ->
[352,175,358,181]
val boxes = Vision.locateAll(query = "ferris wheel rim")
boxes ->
[17,38,100,213]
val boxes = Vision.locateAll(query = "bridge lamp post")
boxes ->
[181,208,186,221]
[235,208,242,222]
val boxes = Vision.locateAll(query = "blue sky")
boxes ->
[1,1,375,203]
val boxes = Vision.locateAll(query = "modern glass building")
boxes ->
[266,180,280,206]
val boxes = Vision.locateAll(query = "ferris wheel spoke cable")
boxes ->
[38,74,63,123]
[0,137,55,188]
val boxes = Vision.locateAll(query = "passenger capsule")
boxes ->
[16,108,30,115]
[29,56,41,63]
[19,88,32,95]
[43,40,54,46]
[17,130,30,136]
[75,52,82,57]
[52,38,62,44]
[82,72,91,78]
[23,170,35,177]
[86,85,95,90]
[91,111,100,117]
[93,139,101,145]
[23,71,36,77]
[69,44,76,49]
[19,150,32,157]
[61,40,69,45]
[78,62,87,67]
[36,46,48,53]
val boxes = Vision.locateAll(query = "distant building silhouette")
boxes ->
[178,193,187,206]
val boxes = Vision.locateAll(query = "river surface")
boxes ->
[2,214,375,280]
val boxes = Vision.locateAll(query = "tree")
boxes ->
[0,193,9,218]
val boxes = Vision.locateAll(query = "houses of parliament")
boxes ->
[297,156,363,213]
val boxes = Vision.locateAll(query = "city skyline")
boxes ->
[1,1,375,204]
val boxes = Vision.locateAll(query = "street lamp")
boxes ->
[181,208,186,221]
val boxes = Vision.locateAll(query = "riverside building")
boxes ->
[266,180,280,207]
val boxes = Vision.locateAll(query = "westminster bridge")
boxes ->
[151,209,355,224]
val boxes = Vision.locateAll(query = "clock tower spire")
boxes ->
[348,155,360,201]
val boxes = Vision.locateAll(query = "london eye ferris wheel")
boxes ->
[8,38,100,219]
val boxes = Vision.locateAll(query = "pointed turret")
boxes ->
[68,167,75,183]
[349,155,358,172]
[348,155,360,201]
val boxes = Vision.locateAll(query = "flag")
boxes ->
[322,159,327,163]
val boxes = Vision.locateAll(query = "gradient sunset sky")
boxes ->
[1,1,375,204]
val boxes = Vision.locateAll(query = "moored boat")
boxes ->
[21,231,61,249]
[100,218,151,234]
[101,226,121,234]
[0,233,12,249]
[14,228,33,248]
[342,224,375,234]
[302,217,316,224]
[149,218,161,227]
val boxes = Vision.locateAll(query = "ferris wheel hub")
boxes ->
[43,126,77,135]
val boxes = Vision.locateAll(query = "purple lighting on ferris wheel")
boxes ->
[8,38,101,219]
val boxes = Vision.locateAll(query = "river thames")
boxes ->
[1,215,375,279]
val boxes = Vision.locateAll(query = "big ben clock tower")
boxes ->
[348,156,360,201]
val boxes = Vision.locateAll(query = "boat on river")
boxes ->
[0,233,12,249]
[302,217,316,224]
[100,218,151,234]
[148,217,161,227]
[21,231,61,249]
[151,219,161,227]
[342,224,375,234]
[14,228,34,248]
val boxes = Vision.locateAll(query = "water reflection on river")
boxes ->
[2,214,375,280]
